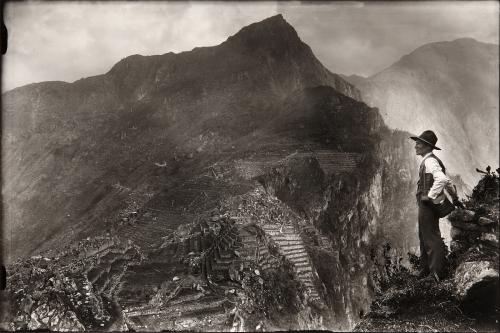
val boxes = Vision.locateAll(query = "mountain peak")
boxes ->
[234,14,291,34]
[225,14,303,51]
[388,37,498,74]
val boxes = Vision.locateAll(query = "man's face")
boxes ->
[415,141,432,156]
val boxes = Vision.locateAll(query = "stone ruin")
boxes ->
[122,203,327,331]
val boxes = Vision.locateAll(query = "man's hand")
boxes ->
[453,198,465,209]
[420,194,431,202]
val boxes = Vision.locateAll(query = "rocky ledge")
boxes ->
[355,170,499,332]
[448,171,499,314]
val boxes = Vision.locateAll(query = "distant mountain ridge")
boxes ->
[343,38,499,188]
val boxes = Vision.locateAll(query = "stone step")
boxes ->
[280,244,306,252]
[263,229,296,236]
[261,226,295,233]
[303,281,315,288]
[267,229,295,237]
[286,252,309,260]
[296,270,313,278]
[280,248,307,256]
[288,255,309,262]
[296,266,313,273]
[273,240,303,246]
[268,235,302,241]
[291,259,310,267]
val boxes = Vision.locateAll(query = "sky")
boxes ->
[2,1,499,92]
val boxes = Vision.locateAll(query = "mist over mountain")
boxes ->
[343,38,499,188]
[3,14,360,259]
[4,14,488,332]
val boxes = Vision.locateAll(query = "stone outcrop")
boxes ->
[354,171,499,332]
[447,172,499,314]
[454,260,498,311]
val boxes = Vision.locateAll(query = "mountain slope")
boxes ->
[344,38,499,188]
[2,14,425,331]
[2,15,361,260]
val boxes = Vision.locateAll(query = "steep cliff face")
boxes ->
[254,139,418,330]
[253,87,419,329]
[376,130,420,253]
[345,38,499,188]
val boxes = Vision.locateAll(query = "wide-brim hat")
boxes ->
[410,130,441,150]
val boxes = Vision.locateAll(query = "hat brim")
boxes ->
[410,136,441,150]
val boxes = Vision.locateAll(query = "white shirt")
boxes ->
[422,152,453,200]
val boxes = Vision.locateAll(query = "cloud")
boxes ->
[2,1,498,91]
[2,1,278,91]
[279,1,498,76]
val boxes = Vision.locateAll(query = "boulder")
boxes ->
[450,219,483,231]
[480,233,499,247]
[454,260,499,313]
[449,209,476,223]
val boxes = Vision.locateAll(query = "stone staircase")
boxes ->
[260,223,323,305]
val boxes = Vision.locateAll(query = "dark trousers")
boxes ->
[418,200,446,278]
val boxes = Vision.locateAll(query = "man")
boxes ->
[410,130,459,282]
